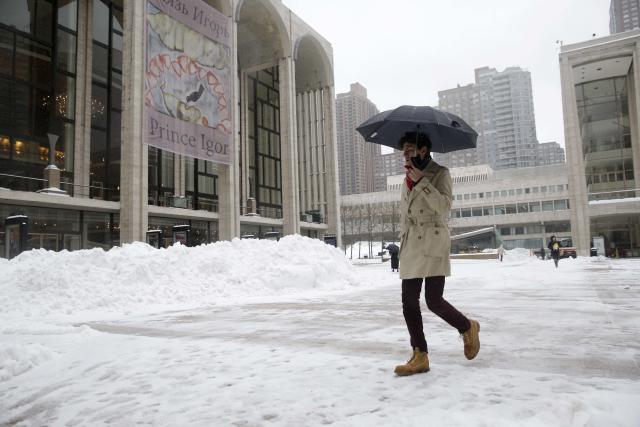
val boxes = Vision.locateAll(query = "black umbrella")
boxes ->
[356,105,478,153]
[385,243,399,255]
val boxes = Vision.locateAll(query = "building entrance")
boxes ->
[591,215,640,257]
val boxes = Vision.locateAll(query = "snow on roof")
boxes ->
[451,227,495,241]
[589,197,640,205]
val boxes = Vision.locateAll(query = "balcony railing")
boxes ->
[1,172,77,197]
[588,188,640,202]
[240,205,282,219]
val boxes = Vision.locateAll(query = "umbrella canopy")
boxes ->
[385,243,399,254]
[356,105,478,153]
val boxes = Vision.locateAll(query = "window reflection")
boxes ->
[575,74,636,200]
[90,0,123,201]
[0,0,53,42]
[0,0,77,193]
[247,66,282,219]
[148,147,175,206]
[184,158,219,212]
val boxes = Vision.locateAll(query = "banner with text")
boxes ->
[144,0,233,164]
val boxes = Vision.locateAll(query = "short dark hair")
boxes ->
[399,132,431,151]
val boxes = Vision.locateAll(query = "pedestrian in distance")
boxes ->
[539,246,546,260]
[548,235,562,268]
[386,243,400,272]
[394,132,480,377]
[497,244,505,262]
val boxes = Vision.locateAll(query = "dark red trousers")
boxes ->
[401,276,471,353]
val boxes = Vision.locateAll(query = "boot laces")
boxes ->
[462,331,471,345]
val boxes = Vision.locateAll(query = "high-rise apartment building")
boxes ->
[436,66,538,170]
[610,0,640,34]
[373,151,405,192]
[537,142,566,165]
[435,83,483,168]
[336,83,380,195]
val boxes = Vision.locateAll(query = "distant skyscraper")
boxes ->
[610,0,640,33]
[436,66,538,170]
[336,83,379,195]
[373,150,405,192]
[537,142,566,165]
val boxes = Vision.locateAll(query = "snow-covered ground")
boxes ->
[1,238,639,426]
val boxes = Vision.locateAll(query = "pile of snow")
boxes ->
[503,247,533,261]
[0,235,360,319]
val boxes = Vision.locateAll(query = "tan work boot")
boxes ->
[462,319,480,360]
[394,348,430,376]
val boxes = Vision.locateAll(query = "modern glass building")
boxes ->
[0,0,341,258]
[560,30,640,257]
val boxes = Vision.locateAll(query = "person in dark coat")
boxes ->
[547,235,562,268]
[539,246,546,260]
[386,243,400,272]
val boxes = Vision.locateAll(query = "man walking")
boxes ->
[548,235,562,268]
[394,132,480,377]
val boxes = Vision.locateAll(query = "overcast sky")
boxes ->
[283,0,610,149]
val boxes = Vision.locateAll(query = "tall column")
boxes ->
[279,56,300,235]
[120,0,147,243]
[316,90,326,217]
[218,19,240,240]
[296,92,306,213]
[303,91,313,213]
[560,55,590,256]
[631,48,640,197]
[73,0,92,198]
[323,85,342,247]
[174,155,185,198]
[307,90,317,208]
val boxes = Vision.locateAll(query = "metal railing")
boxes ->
[0,172,77,196]
[240,205,283,219]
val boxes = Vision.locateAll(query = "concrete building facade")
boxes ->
[559,30,640,257]
[445,164,571,250]
[610,0,640,34]
[335,83,379,195]
[0,0,342,258]
[437,66,539,171]
[341,163,572,252]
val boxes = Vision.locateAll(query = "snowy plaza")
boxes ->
[1,237,639,426]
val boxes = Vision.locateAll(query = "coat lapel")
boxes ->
[407,160,440,206]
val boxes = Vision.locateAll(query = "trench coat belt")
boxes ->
[405,214,442,227]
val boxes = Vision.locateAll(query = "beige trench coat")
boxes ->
[399,159,452,279]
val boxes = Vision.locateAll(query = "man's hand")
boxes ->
[405,161,426,182]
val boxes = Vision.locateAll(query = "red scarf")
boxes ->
[405,175,415,191]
